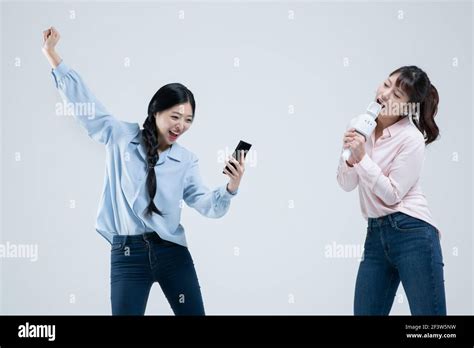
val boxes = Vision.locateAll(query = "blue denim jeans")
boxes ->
[110,232,205,315]
[354,212,446,315]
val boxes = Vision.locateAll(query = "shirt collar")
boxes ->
[130,131,183,163]
[382,116,411,138]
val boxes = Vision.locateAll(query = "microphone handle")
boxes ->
[342,148,351,161]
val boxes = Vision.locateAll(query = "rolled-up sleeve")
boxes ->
[353,136,425,206]
[51,60,131,145]
[183,155,237,218]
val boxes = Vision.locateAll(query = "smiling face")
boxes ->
[376,72,410,119]
[154,102,194,148]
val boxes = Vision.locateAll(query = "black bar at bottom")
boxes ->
[0,315,472,346]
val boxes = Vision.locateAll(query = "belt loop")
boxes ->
[142,232,150,247]
[369,218,376,229]
[123,234,129,248]
[387,213,395,228]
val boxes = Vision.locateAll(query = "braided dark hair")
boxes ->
[389,66,440,145]
[142,83,196,216]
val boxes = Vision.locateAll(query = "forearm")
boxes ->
[185,185,234,219]
[336,155,359,192]
[353,153,422,206]
[42,48,62,69]
[226,182,239,194]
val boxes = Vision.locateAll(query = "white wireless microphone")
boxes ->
[342,101,383,162]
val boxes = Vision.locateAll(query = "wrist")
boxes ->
[42,47,56,54]
[42,49,62,69]
[226,183,238,194]
[354,153,367,165]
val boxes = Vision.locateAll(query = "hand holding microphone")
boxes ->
[343,129,367,165]
[342,101,383,164]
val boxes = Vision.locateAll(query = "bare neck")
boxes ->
[376,115,402,133]
[157,133,172,154]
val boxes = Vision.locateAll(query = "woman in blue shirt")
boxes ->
[42,27,246,315]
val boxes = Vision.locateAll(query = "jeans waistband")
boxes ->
[367,211,405,229]
[112,231,163,244]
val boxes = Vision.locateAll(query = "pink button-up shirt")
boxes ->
[336,116,439,233]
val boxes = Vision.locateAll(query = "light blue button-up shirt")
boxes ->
[50,61,238,246]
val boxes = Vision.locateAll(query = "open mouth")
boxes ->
[376,98,386,109]
[169,130,180,139]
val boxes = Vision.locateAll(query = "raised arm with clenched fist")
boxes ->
[42,26,62,68]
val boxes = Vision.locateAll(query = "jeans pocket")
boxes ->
[393,213,428,233]
[111,242,124,252]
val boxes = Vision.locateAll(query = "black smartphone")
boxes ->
[223,140,252,174]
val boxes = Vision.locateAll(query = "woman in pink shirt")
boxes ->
[337,66,446,315]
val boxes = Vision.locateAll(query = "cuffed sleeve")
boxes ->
[336,151,359,192]
[183,155,236,218]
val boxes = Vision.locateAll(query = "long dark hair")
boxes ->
[142,83,196,216]
[389,66,440,145]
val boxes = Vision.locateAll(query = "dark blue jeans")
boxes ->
[110,232,205,315]
[354,212,446,315]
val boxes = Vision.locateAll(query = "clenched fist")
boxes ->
[42,27,62,68]
[342,128,366,165]
[42,26,60,52]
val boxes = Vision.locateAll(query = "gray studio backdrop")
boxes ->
[0,0,472,314]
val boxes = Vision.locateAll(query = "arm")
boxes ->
[336,153,359,192]
[42,27,133,145]
[183,155,238,218]
[336,128,359,191]
[42,48,62,69]
[353,137,425,206]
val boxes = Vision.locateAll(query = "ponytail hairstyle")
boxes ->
[389,66,440,145]
[142,83,196,216]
